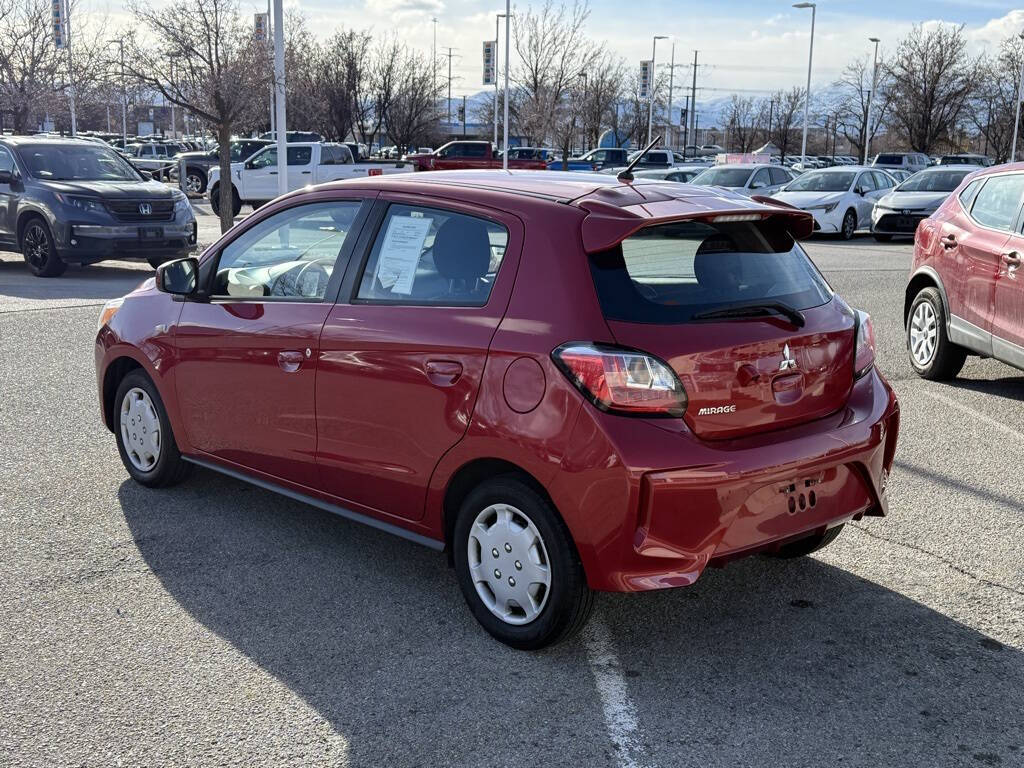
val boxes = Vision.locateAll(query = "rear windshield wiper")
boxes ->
[692,300,806,327]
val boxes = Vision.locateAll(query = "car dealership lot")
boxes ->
[1,228,1022,766]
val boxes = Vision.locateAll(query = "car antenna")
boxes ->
[617,135,663,182]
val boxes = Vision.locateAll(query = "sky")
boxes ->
[87,1,1023,102]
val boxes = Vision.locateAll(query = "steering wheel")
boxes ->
[292,259,331,297]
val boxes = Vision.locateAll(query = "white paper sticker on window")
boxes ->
[375,215,431,295]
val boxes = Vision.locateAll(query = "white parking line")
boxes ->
[583,616,648,768]
[919,389,1024,442]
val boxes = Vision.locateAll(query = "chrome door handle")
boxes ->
[277,350,304,373]
[425,360,463,386]
[1002,251,1021,267]
[940,234,957,249]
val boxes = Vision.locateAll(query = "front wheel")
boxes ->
[907,286,966,380]
[114,370,191,488]
[210,184,242,218]
[453,476,593,650]
[185,168,207,195]
[840,209,857,240]
[20,217,66,277]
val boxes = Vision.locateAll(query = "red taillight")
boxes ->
[854,310,876,378]
[552,343,688,417]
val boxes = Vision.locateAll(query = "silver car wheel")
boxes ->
[119,387,161,472]
[467,503,551,625]
[910,301,938,366]
[185,173,204,194]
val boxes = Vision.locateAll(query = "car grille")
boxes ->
[106,199,175,222]
[875,212,926,233]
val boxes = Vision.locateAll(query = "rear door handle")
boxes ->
[277,349,306,373]
[940,234,957,249]
[1003,251,1021,275]
[425,360,463,386]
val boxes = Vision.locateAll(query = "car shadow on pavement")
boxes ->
[946,375,1024,402]
[118,471,1023,768]
[0,257,151,302]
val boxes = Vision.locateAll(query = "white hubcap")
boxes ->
[909,301,938,366]
[120,387,161,472]
[467,504,551,625]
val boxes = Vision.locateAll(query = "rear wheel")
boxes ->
[20,217,66,277]
[453,476,593,650]
[114,370,191,488]
[907,286,966,380]
[840,209,857,240]
[185,168,207,195]
[767,524,844,558]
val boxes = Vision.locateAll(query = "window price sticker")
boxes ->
[375,215,431,295]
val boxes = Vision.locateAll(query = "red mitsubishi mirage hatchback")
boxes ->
[96,170,900,649]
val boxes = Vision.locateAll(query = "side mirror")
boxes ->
[155,257,198,296]
[751,181,766,190]
[0,169,13,184]
[855,186,866,196]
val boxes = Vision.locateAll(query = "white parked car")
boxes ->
[689,163,795,197]
[208,142,412,217]
[773,166,897,239]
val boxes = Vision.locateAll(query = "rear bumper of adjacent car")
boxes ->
[552,368,900,592]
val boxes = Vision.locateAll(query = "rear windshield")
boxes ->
[690,167,753,187]
[897,169,972,192]
[589,220,832,324]
[875,154,904,165]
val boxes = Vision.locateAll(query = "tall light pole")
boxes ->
[794,2,816,163]
[647,35,667,146]
[1012,31,1024,162]
[667,43,675,148]
[62,0,76,136]
[267,0,275,138]
[273,0,287,196]
[108,39,127,145]
[502,0,510,169]
[863,37,880,165]
[494,12,507,147]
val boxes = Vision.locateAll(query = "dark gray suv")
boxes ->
[0,136,197,277]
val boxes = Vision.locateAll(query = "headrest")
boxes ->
[432,216,491,280]
[693,236,742,291]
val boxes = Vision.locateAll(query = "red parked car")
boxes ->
[906,163,1024,379]
[406,141,548,172]
[95,170,900,649]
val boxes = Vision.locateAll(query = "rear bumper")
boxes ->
[552,368,900,592]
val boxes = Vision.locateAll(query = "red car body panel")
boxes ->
[408,142,548,172]
[97,170,900,593]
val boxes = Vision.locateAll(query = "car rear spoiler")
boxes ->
[577,195,814,253]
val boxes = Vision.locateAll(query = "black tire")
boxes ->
[453,476,593,650]
[185,167,207,195]
[20,216,66,277]
[210,184,242,218]
[840,209,857,240]
[873,233,893,242]
[113,369,191,488]
[767,524,844,559]
[906,286,967,380]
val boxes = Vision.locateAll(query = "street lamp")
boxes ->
[107,38,127,146]
[863,37,880,165]
[793,2,816,164]
[502,0,510,169]
[494,12,508,148]
[1012,30,1024,162]
[647,35,668,146]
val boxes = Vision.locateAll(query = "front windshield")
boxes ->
[21,144,141,181]
[784,171,856,192]
[690,167,753,187]
[896,169,972,192]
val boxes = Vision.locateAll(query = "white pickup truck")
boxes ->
[208,142,412,217]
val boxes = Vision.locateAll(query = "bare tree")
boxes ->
[967,35,1024,162]
[512,0,599,145]
[884,24,976,153]
[833,54,892,160]
[314,29,370,142]
[579,50,626,149]
[769,87,804,160]
[0,0,63,132]
[353,36,401,149]
[385,47,443,152]
[725,95,758,152]
[122,0,269,232]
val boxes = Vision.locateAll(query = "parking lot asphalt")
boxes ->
[1,216,1021,768]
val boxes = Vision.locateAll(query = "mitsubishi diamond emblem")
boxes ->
[779,344,798,371]
[138,202,152,216]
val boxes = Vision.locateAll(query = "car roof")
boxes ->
[0,135,108,147]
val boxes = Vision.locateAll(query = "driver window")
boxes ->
[751,168,770,188]
[213,201,362,300]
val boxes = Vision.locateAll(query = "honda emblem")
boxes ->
[138,202,152,216]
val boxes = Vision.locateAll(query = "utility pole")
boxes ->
[689,50,698,152]
[667,43,675,149]
[273,0,287,196]
[863,37,880,164]
[268,0,275,138]
[794,2,817,163]
[444,47,455,126]
[432,18,438,119]
[462,95,467,137]
[109,38,127,145]
[503,0,510,169]
[647,36,666,146]
[494,13,506,147]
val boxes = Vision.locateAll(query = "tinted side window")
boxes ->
[0,147,14,175]
[858,172,877,192]
[287,146,312,165]
[872,172,893,190]
[769,167,789,185]
[970,175,1024,231]
[751,168,771,188]
[213,201,362,300]
[357,205,509,306]
[463,144,488,158]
